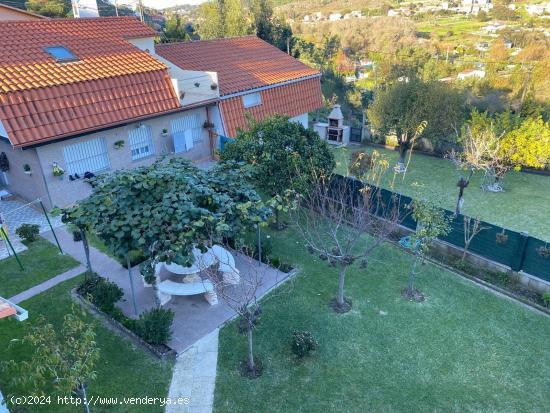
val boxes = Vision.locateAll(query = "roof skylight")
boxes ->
[44,46,78,62]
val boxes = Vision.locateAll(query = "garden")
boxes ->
[214,225,550,412]
[0,276,172,413]
[332,144,550,241]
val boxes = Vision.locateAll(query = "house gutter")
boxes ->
[15,98,219,150]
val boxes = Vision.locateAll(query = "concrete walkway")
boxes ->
[9,264,86,304]
[166,329,219,413]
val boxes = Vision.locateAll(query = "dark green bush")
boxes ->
[291,330,318,359]
[15,223,40,243]
[543,292,550,308]
[72,229,83,242]
[135,307,174,345]
[93,279,124,312]
[78,276,123,313]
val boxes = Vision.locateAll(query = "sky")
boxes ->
[140,0,206,9]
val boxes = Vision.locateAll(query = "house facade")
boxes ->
[0,19,322,209]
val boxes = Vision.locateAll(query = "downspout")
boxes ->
[205,105,215,160]
[31,148,54,209]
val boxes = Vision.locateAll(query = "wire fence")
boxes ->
[333,174,550,283]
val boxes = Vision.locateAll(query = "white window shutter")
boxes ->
[173,131,187,154]
[185,130,193,150]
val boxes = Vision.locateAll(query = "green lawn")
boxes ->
[0,276,173,412]
[86,232,145,268]
[0,238,79,298]
[332,145,550,241]
[214,227,550,412]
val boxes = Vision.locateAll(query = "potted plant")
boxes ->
[52,162,65,180]
[538,245,550,259]
[210,83,218,90]
[161,128,169,137]
[496,230,508,245]
[194,82,200,88]
[23,164,32,175]
[114,140,125,149]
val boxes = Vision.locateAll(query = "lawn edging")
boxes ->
[71,289,177,361]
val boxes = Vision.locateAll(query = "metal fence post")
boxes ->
[511,232,529,272]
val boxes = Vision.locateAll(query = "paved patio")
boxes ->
[0,197,62,260]
[42,226,292,353]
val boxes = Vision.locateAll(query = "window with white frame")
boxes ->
[128,125,154,160]
[242,92,262,108]
[63,137,109,175]
[170,114,203,153]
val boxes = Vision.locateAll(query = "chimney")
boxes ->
[71,0,99,18]
[328,104,344,128]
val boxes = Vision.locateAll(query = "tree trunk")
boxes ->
[396,140,408,172]
[127,254,138,316]
[337,265,347,308]
[407,254,420,293]
[80,228,93,279]
[79,383,91,413]
[247,324,255,371]
[274,209,282,230]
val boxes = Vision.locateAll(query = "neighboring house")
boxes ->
[457,69,486,80]
[156,36,322,138]
[0,19,322,209]
[0,3,47,21]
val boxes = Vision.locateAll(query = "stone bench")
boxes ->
[157,279,218,306]
[212,245,240,284]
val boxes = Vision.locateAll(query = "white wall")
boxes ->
[289,113,309,129]
[127,37,156,53]
[154,54,219,106]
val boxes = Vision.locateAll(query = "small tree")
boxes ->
[292,161,402,313]
[3,305,99,413]
[220,115,335,229]
[403,199,451,302]
[462,216,488,261]
[202,243,273,378]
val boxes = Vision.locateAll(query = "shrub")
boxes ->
[78,276,123,313]
[349,151,373,177]
[92,279,124,312]
[15,223,40,243]
[291,330,318,359]
[135,307,174,345]
[543,292,550,308]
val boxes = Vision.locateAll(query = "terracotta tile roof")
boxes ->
[0,17,181,147]
[156,36,320,96]
[220,77,323,137]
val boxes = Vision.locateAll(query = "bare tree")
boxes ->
[291,167,402,313]
[462,216,488,261]
[449,125,509,214]
[202,243,275,378]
